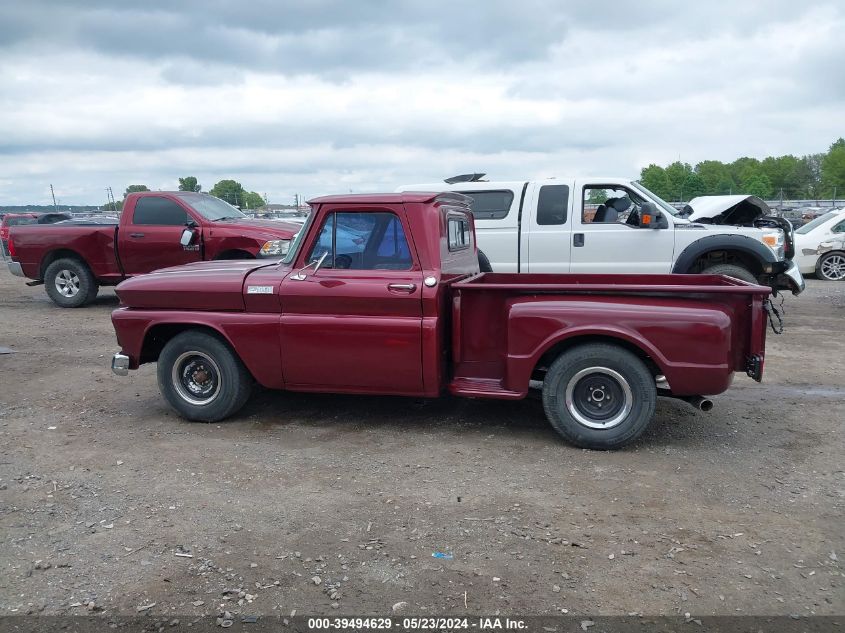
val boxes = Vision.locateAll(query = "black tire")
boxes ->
[815,251,845,281]
[44,257,99,308]
[701,263,757,284]
[157,330,253,422]
[542,343,656,450]
[478,250,493,272]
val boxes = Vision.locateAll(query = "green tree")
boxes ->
[695,160,731,194]
[821,138,845,198]
[209,179,266,208]
[664,161,694,201]
[124,184,150,197]
[741,173,773,199]
[682,173,707,199]
[178,176,201,192]
[639,164,671,199]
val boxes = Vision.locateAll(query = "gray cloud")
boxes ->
[0,0,842,205]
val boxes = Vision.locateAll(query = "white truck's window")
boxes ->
[582,187,645,226]
[456,190,513,220]
[536,185,569,225]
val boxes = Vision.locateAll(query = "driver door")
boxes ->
[279,207,424,394]
[569,181,676,274]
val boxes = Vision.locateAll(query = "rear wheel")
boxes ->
[542,343,656,450]
[816,251,845,281]
[44,258,98,308]
[701,263,757,284]
[157,330,253,422]
[478,250,493,272]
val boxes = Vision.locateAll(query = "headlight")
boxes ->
[761,229,785,260]
[259,239,290,257]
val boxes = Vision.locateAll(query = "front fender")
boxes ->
[672,234,777,274]
[111,308,283,389]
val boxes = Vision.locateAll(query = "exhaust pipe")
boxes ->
[680,395,713,412]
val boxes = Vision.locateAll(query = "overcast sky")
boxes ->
[1,1,843,206]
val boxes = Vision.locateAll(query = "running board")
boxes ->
[449,377,524,400]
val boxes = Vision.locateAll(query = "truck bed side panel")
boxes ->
[13,225,122,281]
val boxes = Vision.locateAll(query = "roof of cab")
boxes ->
[308,192,470,205]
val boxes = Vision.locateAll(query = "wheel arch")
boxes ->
[672,235,776,276]
[40,248,92,279]
[140,322,240,366]
[530,330,668,384]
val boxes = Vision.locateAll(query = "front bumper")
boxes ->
[778,260,805,295]
[111,353,130,376]
[6,260,24,277]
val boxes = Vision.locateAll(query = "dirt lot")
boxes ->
[0,268,842,619]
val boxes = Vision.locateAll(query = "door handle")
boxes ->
[129,233,145,238]
[388,283,417,292]
[573,233,584,247]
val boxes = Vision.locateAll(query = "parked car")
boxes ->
[398,180,803,296]
[5,192,300,307]
[110,192,772,450]
[794,208,845,281]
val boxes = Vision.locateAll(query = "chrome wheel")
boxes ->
[171,351,222,406]
[819,253,845,281]
[564,366,633,429]
[55,269,80,297]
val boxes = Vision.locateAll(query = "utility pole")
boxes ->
[50,184,58,211]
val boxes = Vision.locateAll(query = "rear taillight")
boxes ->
[7,235,16,258]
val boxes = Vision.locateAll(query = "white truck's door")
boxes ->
[569,179,676,273]
[521,181,574,272]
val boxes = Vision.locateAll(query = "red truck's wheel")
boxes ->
[542,343,656,450]
[157,331,253,422]
[44,258,99,308]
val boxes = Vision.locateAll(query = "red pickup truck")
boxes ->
[110,192,771,449]
[6,192,299,307]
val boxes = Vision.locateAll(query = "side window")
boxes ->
[536,184,569,225]
[582,186,644,226]
[832,220,845,233]
[447,214,472,251]
[457,190,514,220]
[133,197,188,226]
[306,211,412,270]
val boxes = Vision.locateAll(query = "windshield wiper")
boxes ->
[212,215,242,222]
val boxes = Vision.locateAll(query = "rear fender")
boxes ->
[503,297,735,397]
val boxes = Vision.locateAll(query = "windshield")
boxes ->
[281,207,315,265]
[796,211,836,234]
[630,181,680,216]
[177,193,247,221]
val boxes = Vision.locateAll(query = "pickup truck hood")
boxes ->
[115,260,277,310]
[212,218,303,237]
[685,195,770,224]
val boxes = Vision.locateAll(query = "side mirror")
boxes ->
[640,203,668,229]
[180,227,196,246]
[291,250,329,281]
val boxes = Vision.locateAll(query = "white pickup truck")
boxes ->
[399,176,804,295]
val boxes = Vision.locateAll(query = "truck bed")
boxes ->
[449,272,771,399]
[12,224,122,281]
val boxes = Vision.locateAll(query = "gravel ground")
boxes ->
[0,268,842,618]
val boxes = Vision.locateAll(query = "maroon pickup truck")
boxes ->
[6,191,299,307]
[110,192,771,449]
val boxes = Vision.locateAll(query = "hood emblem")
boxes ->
[247,286,274,294]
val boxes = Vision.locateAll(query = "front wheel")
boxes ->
[157,331,253,422]
[700,263,757,284]
[542,343,656,450]
[816,251,845,281]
